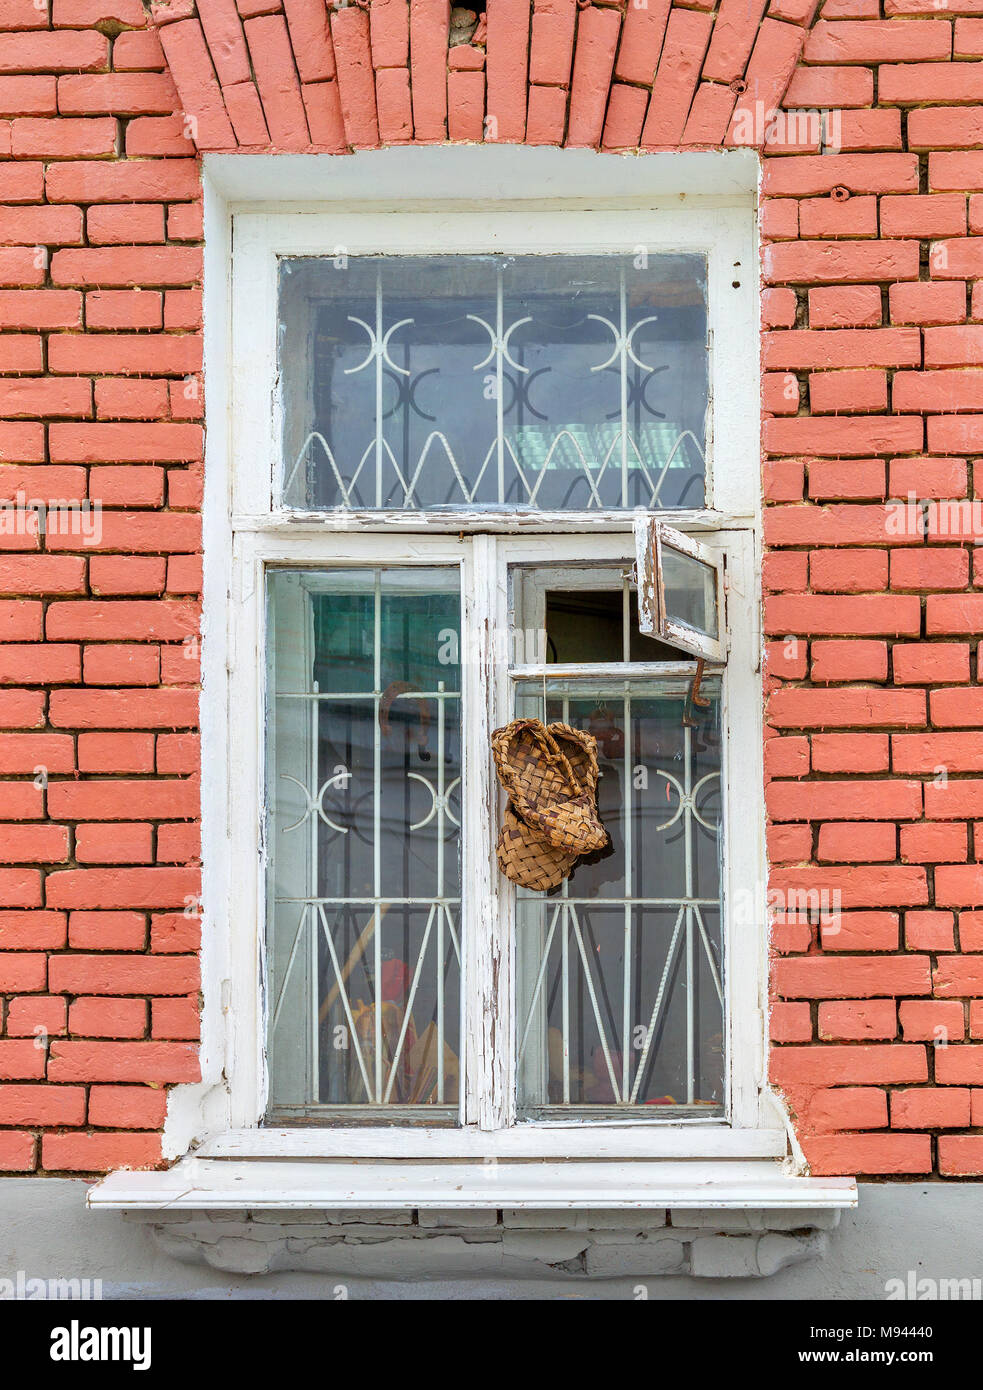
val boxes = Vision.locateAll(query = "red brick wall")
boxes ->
[1,0,981,1179]
[0,0,202,1175]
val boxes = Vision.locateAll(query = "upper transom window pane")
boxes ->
[278,253,709,512]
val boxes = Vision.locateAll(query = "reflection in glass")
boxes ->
[279,253,709,512]
[514,677,724,1115]
[265,569,461,1119]
[662,542,718,641]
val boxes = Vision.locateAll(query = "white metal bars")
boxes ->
[267,571,462,1110]
[282,259,708,511]
[515,683,724,1111]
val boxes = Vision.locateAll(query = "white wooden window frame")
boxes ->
[207,193,778,1159]
[229,525,761,1150]
[635,518,727,663]
[231,203,758,527]
[89,151,857,1210]
[84,153,846,1211]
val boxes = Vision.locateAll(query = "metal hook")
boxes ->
[682,659,710,728]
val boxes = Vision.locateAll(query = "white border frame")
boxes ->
[232,202,758,525]
[164,149,778,1170]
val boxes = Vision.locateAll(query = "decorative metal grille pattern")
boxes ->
[279,253,709,512]
[266,570,462,1115]
[515,680,724,1113]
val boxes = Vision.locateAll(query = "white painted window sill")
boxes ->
[88,1155,857,1212]
[193,1123,791,1161]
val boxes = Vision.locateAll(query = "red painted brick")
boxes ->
[799,193,876,239]
[763,153,918,198]
[5,995,66,1038]
[891,282,967,328]
[808,284,881,328]
[41,1131,162,1172]
[370,0,410,69]
[818,911,900,950]
[900,999,964,1042]
[196,0,251,85]
[771,1000,812,1042]
[894,643,970,686]
[45,867,199,912]
[113,30,167,72]
[88,1084,166,1129]
[0,31,109,73]
[776,955,930,999]
[597,80,648,153]
[766,239,920,286]
[0,1040,46,1080]
[46,1038,198,1084]
[330,4,380,148]
[0,1085,85,1127]
[906,914,956,957]
[768,780,922,821]
[893,1088,970,1129]
[811,733,889,773]
[802,1133,932,1175]
[766,593,921,636]
[902,824,969,867]
[283,0,335,83]
[375,65,413,144]
[613,0,670,86]
[890,456,967,498]
[485,0,530,144]
[817,821,895,863]
[808,460,886,500]
[46,159,199,204]
[836,108,903,153]
[771,1044,927,1087]
[811,640,888,682]
[805,18,951,63]
[68,996,146,1039]
[785,64,871,107]
[151,995,199,1039]
[727,19,807,148]
[408,0,448,143]
[245,14,310,149]
[936,1046,983,1083]
[939,1136,983,1176]
[804,1087,887,1132]
[642,8,713,149]
[76,822,154,865]
[156,19,236,150]
[770,864,928,908]
[87,203,165,246]
[817,999,897,1040]
[220,82,270,147]
[68,911,146,951]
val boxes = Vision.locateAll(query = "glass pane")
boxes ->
[266,568,462,1118]
[514,676,723,1114]
[279,253,708,511]
[662,542,718,641]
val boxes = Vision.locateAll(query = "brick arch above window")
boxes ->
[147,0,819,156]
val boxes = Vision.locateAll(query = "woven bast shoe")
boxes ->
[496,801,579,891]
[492,718,608,854]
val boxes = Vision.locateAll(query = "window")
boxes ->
[265,541,733,1124]
[224,190,768,1155]
[277,252,709,511]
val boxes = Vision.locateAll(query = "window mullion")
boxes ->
[462,535,514,1129]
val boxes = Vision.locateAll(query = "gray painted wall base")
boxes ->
[0,1180,975,1299]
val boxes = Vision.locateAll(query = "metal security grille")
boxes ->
[266,569,462,1116]
[278,253,709,512]
[514,679,724,1114]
